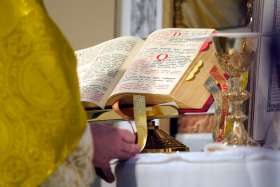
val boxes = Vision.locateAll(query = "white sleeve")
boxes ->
[40,124,95,187]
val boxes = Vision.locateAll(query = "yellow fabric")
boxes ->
[0,0,86,186]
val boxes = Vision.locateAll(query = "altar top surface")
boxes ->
[113,146,280,165]
[97,147,280,187]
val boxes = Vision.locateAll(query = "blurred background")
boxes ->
[44,0,251,49]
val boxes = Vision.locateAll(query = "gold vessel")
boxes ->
[212,33,258,145]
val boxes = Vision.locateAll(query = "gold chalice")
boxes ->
[212,33,259,145]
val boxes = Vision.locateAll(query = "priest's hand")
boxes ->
[90,124,140,183]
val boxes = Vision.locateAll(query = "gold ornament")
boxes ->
[213,33,258,145]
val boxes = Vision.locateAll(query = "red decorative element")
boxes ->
[178,95,214,113]
[173,32,182,37]
[156,54,169,62]
[224,73,230,79]
[199,40,212,52]
[209,65,228,92]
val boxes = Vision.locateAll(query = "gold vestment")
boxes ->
[0,0,86,186]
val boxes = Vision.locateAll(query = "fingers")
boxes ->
[119,129,136,143]
[121,142,140,154]
[102,168,115,183]
[115,143,140,160]
[96,164,115,183]
[117,129,140,160]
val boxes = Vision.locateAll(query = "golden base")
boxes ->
[141,122,189,153]
[222,129,258,146]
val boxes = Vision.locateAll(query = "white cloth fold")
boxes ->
[119,147,280,165]
[106,147,280,187]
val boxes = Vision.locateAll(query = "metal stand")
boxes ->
[87,105,189,153]
[142,120,189,153]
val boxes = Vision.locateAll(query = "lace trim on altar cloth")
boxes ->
[41,125,95,187]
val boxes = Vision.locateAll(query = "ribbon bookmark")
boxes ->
[133,95,148,151]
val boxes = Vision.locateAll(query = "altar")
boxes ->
[93,147,280,187]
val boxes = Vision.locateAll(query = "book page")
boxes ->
[111,28,214,96]
[76,36,143,108]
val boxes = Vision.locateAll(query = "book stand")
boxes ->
[87,105,189,153]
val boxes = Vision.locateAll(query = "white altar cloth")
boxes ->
[94,147,280,187]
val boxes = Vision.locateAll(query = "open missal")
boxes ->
[76,28,219,111]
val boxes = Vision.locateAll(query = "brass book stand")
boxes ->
[87,105,189,153]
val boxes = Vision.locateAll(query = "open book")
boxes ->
[76,28,219,110]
